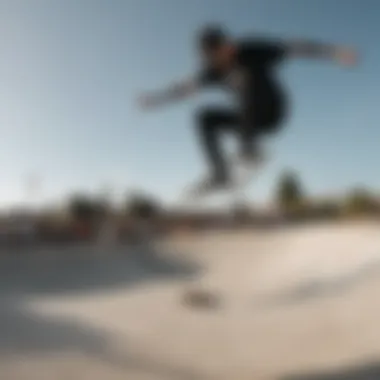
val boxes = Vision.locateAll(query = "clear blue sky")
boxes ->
[0,0,379,207]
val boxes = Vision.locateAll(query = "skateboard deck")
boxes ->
[183,156,267,201]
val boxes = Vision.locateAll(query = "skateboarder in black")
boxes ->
[138,25,357,196]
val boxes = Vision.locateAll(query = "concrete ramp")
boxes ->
[1,222,380,379]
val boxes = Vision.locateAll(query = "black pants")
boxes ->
[196,95,285,180]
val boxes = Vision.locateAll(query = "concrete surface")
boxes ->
[1,222,380,379]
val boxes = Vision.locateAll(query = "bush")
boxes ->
[276,170,306,212]
[343,188,379,216]
[125,192,161,220]
[67,194,109,222]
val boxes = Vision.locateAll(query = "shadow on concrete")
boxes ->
[0,299,200,380]
[0,243,201,297]
[0,299,106,356]
[282,361,380,379]
[256,256,380,309]
[0,243,204,379]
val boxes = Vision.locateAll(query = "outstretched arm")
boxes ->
[284,39,358,65]
[138,77,200,110]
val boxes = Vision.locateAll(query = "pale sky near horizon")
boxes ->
[0,0,379,209]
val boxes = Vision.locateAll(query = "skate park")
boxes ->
[1,0,379,378]
[1,220,380,380]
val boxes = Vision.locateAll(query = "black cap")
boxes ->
[197,24,228,51]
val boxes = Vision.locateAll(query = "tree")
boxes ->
[343,188,378,215]
[125,192,161,219]
[67,193,108,222]
[310,199,341,219]
[276,170,306,212]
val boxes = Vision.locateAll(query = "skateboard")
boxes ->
[183,155,267,201]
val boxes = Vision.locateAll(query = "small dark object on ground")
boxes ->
[182,288,221,309]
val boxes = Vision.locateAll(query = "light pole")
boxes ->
[24,173,42,212]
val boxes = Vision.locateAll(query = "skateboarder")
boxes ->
[138,25,357,196]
